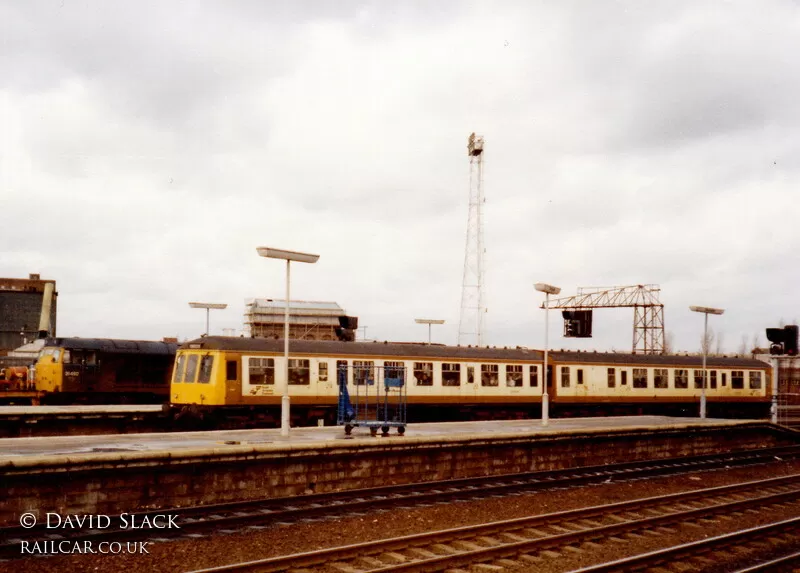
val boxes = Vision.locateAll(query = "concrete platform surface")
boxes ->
[0,405,163,415]
[0,416,759,460]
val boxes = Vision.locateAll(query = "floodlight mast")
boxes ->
[188,302,228,336]
[535,283,561,426]
[689,305,725,419]
[415,318,445,344]
[257,246,320,437]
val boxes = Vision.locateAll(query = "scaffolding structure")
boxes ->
[458,133,487,346]
[244,299,349,341]
[542,285,665,354]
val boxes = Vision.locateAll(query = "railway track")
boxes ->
[188,474,800,573]
[572,517,800,573]
[3,445,800,561]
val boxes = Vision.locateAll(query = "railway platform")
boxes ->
[0,404,167,437]
[1,416,797,528]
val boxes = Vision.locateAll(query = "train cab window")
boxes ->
[414,362,433,386]
[560,367,570,388]
[174,355,186,383]
[674,369,688,389]
[694,370,705,389]
[621,371,627,385]
[576,369,584,384]
[506,365,523,387]
[529,365,538,387]
[632,368,648,389]
[731,370,744,389]
[442,363,461,387]
[183,355,199,383]
[481,364,499,387]
[710,370,717,389]
[53,349,63,363]
[384,361,405,384]
[749,371,762,389]
[289,359,310,385]
[226,360,237,381]
[318,362,328,382]
[198,355,214,384]
[654,369,668,389]
[607,368,615,388]
[249,357,274,384]
[353,361,374,385]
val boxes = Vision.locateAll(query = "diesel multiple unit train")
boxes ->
[166,336,772,425]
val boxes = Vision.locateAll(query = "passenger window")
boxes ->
[353,360,374,386]
[621,371,627,385]
[710,370,717,389]
[560,367,570,388]
[576,369,584,385]
[249,357,274,384]
[506,365,523,387]
[442,363,461,386]
[289,359,310,385]
[481,364,499,387]
[467,366,474,384]
[529,365,538,387]
[318,362,328,382]
[731,370,744,389]
[607,368,615,388]
[749,371,762,389]
[654,369,668,389]
[197,355,214,384]
[632,368,647,388]
[674,369,688,389]
[414,362,433,386]
[336,360,348,385]
[384,361,405,385]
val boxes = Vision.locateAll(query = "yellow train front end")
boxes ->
[33,346,64,393]
[169,347,229,407]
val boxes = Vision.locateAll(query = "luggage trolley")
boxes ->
[337,361,407,436]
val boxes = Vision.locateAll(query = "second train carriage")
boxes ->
[34,337,178,404]
[168,336,772,426]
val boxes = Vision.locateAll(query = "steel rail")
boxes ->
[3,444,800,559]
[569,516,800,573]
[186,475,800,573]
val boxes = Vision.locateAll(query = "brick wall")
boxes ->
[0,422,796,526]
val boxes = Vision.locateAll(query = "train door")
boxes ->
[464,362,480,401]
[225,356,241,405]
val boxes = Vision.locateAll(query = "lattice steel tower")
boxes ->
[458,133,486,346]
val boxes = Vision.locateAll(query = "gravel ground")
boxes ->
[6,458,800,573]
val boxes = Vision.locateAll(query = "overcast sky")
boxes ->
[2,1,799,353]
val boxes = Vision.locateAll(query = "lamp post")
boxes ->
[257,247,320,437]
[689,305,724,419]
[188,302,228,336]
[415,318,445,344]
[535,283,561,426]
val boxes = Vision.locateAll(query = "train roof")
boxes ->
[44,338,178,355]
[182,337,544,361]
[548,350,766,368]
[181,337,767,368]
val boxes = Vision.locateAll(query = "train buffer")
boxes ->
[337,363,407,436]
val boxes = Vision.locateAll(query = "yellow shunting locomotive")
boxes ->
[168,336,771,426]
